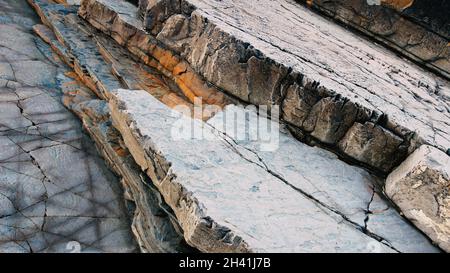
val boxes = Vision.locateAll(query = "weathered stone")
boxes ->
[302,97,364,145]
[338,122,406,172]
[17,0,447,253]
[68,98,193,253]
[27,0,198,252]
[108,89,438,252]
[207,105,437,252]
[31,0,227,119]
[0,0,137,253]
[297,0,450,79]
[78,0,450,174]
[386,145,450,252]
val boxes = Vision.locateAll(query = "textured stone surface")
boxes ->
[338,122,406,172]
[25,0,445,252]
[386,145,450,252]
[296,0,450,79]
[28,0,198,252]
[30,0,227,120]
[109,89,437,252]
[0,0,137,253]
[65,96,193,253]
[78,0,450,174]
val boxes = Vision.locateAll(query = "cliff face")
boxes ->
[298,0,450,79]
[0,0,448,252]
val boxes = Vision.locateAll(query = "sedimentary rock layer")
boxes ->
[63,91,193,253]
[386,145,450,252]
[25,0,446,252]
[296,0,450,79]
[28,0,228,120]
[78,0,450,174]
[28,3,194,253]
[109,89,437,252]
[0,0,137,252]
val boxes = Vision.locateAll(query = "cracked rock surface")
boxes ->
[4,0,448,253]
[386,145,450,252]
[0,0,137,253]
[25,0,446,252]
[109,89,437,252]
[296,0,450,79]
[79,0,450,175]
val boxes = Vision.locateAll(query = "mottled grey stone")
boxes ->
[295,0,450,79]
[109,89,437,252]
[78,0,450,174]
[338,122,406,172]
[386,145,450,252]
[0,0,137,253]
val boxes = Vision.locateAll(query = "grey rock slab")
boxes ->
[109,88,401,253]
[386,145,450,252]
[10,60,57,87]
[295,0,450,79]
[79,0,450,173]
[0,0,137,252]
[66,96,192,253]
[29,1,124,99]
[0,24,45,61]
[0,101,33,132]
[207,105,438,252]
[28,2,190,252]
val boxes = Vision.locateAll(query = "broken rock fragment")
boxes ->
[338,122,406,172]
[386,145,450,251]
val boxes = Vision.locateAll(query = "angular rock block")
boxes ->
[29,0,225,120]
[78,0,450,173]
[338,122,406,172]
[297,0,450,79]
[108,89,437,252]
[386,145,450,252]
[69,98,193,253]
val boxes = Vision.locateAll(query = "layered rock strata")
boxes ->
[109,88,437,252]
[297,0,450,79]
[28,2,194,253]
[24,0,449,252]
[0,0,137,252]
[386,145,450,252]
[78,0,450,175]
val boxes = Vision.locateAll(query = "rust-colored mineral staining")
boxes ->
[381,0,414,10]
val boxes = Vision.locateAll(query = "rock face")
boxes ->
[109,89,437,252]
[296,0,450,79]
[386,145,450,252]
[27,2,194,253]
[78,0,450,174]
[0,0,137,252]
[4,0,447,253]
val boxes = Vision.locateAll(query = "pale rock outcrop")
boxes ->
[296,0,450,79]
[386,145,450,252]
[0,0,137,252]
[27,4,193,253]
[109,89,437,252]
[21,0,449,253]
[78,0,450,174]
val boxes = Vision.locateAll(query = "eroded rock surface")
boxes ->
[386,145,450,252]
[296,0,450,79]
[0,0,137,253]
[5,0,447,253]
[79,0,450,174]
[109,89,437,252]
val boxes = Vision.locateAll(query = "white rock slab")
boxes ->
[386,145,450,252]
[109,89,437,252]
